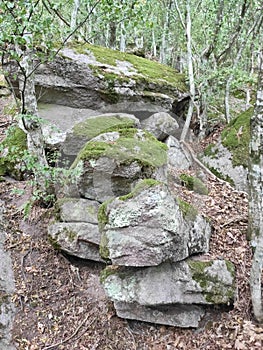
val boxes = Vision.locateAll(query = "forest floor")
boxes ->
[1,95,263,350]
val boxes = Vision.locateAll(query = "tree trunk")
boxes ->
[119,21,126,52]
[151,29,157,57]
[249,53,263,323]
[180,0,195,141]
[70,0,80,32]
[109,22,117,49]
[160,7,169,64]
[17,45,47,168]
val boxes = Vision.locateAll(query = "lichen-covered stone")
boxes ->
[99,181,211,266]
[200,108,252,192]
[100,258,235,327]
[55,198,100,223]
[48,222,104,262]
[72,129,168,202]
[31,44,186,110]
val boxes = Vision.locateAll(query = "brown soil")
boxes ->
[1,96,263,350]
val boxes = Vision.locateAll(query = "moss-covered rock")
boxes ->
[31,43,186,110]
[179,173,209,195]
[200,108,252,192]
[221,107,252,168]
[73,128,167,168]
[188,259,236,304]
[71,128,168,202]
[0,125,27,179]
[72,113,139,140]
[72,43,186,92]
[176,197,199,221]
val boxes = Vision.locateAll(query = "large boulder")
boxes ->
[101,258,236,327]
[61,113,140,165]
[15,44,186,110]
[140,112,179,141]
[71,129,168,202]
[99,180,212,266]
[39,108,141,166]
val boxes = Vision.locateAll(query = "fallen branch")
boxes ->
[221,215,248,228]
[42,313,93,350]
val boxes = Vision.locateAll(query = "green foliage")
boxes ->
[0,125,27,179]
[221,107,252,167]
[179,173,209,195]
[18,150,83,219]
[205,165,235,187]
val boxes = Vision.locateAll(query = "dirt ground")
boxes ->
[1,95,263,349]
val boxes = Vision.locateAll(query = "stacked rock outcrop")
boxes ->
[47,112,236,328]
[99,181,235,327]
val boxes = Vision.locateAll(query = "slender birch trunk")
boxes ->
[119,21,126,52]
[70,0,80,32]
[249,53,263,323]
[180,0,195,141]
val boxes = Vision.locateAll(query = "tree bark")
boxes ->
[70,0,80,32]
[180,0,195,141]
[249,53,263,323]
[119,21,126,52]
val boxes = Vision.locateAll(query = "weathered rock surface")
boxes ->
[200,108,251,192]
[27,45,186,110]
[99,181,211,266]
[48,198,104,261]
[201,142,248,192]
[141,112,179,141]
[72,129,168,202]
[48,222,104,262]
[101,259,235,327]
[56,198,99,223]
[62,113,140,163]
[113,302,205,328]
[166,135,192,171]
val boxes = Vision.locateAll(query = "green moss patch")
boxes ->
[188,260,235,304]
[48,235,61,251]
[177,197,198,221]
[180,173,209,195]
[72,129,167,169]
[207,165,235,187]
[203,144,218,158]
[119,179,162,201]
[71,43,186,92]
[0,125,27,179]
[73,115,137,139]
[221,107,252,167]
